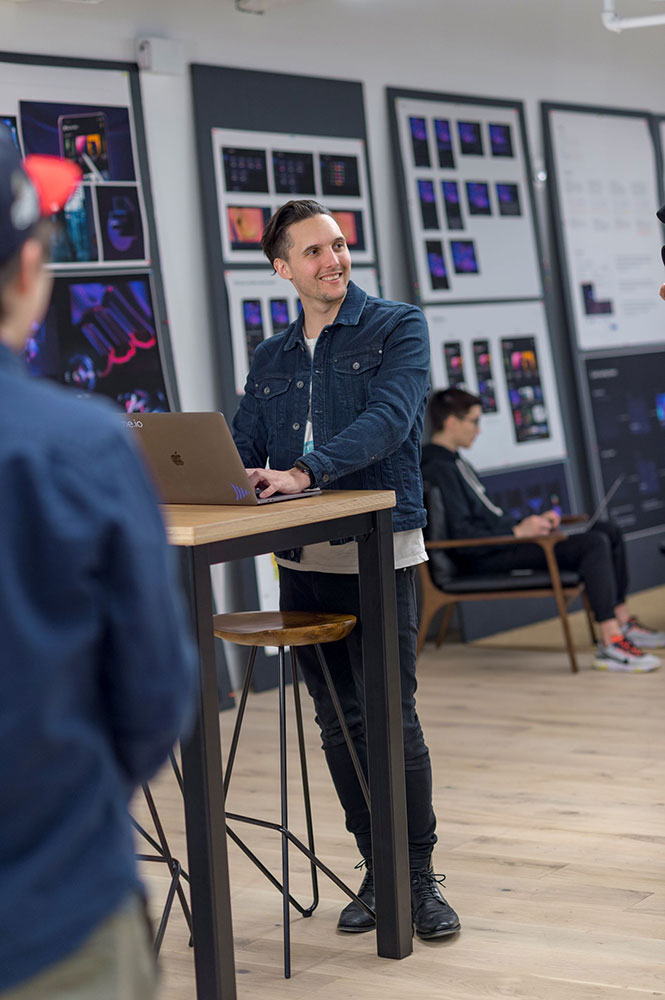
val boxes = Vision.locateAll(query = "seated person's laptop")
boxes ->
[563,474,624,535]
[124,411,321,505]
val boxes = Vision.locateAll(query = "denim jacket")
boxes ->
[232,281,429,559]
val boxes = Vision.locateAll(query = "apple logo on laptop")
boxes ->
[171,451,184,467]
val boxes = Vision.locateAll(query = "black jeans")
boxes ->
[278,565,437,865]
[466,521,628,623]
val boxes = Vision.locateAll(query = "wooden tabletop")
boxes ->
[162,489,396,546]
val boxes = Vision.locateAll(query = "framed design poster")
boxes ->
[583,349,665,537]
[543,104,664,352]
[0,53,177,415]
[482,461,574,522]
[425,300,567,471]
[212,128,375,266]
[389,90,542,304]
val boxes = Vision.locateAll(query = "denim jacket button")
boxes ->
[263,387,270,395]
[352,362,360,370]
[292,422,300,431]
[296,380,304,389]
[322,474,330,482]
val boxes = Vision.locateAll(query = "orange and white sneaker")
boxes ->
[593,635,661,673]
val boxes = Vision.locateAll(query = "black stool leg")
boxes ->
[224,645,258,798]
[290,648,319,917]
[313,643,371,810]
[278,647,291,979]
[142,784,194,940]
[132,783,193,955]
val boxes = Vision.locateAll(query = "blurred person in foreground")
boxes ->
[0,127,198,999]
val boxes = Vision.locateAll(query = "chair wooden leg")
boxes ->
[542,546,578,673]
[581,590,597,645]
[435,602,456,648]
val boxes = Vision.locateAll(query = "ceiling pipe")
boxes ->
[602,0,665,32]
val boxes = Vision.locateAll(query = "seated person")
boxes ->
[421,387,664,673]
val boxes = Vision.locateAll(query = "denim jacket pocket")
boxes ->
[332,349,382,413]
[255,376,292,447]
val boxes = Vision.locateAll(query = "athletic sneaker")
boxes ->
[622,616,665,649]
[593,635,661,673]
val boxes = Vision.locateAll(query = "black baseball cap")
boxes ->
[0,125,82,265]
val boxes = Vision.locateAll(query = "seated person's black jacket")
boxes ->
[420,442,515,564]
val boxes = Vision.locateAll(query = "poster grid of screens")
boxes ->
[225,266,379,394]
[212,128,375,265]
[481,461,573,524]
[2,60,169,414]
[425,301,567,472]
[393,96,542,303]
[584,350,665,536]
[545,107,665,352]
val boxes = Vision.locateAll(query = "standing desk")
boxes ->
[163,490,413,1000]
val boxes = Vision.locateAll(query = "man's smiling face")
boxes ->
[273,213,351,311]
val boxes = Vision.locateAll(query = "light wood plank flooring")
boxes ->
[134,587,665,999]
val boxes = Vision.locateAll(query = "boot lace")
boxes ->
[410,868,447,901]
[354,858,374,894]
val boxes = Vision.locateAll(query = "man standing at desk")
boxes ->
[233,199,460,940]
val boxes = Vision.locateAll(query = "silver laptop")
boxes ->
[124,411,320,505]
[565,474,624,534]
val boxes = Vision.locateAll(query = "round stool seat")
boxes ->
[212,610,356,648]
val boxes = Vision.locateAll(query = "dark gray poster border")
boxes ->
[386,86,547,308]
[0,49,181,412]
[541,99,665,544]
[191,63,381,691]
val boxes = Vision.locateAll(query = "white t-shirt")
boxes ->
[276,332,427,574]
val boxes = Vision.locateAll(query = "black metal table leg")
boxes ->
[356,508,413,960]
[179,547,237,1000]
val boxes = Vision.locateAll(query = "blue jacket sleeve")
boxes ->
[303,305,430,485]
[89,430,199,786]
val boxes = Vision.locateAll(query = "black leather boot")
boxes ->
[410,863,461,940]
[337,860,376,933]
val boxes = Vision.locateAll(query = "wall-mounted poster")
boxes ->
[543,105,664,352]
[16,94,149,269]
[584,350,665,537]
[212,128,375,265]
[482,461,573,522]
[425,300,567,471]
[224,266,380,394]
[390,93,542,304]
[0,55,175,414]
[23,274,169,413]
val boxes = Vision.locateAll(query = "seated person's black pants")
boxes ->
[463,521,627,623]
[278,564,437,866]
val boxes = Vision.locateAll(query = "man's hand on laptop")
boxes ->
[246,467,312,498]
[542,509,561,530]
[513,514,553,538]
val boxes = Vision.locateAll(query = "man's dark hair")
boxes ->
[261,199,332,266]
[427,387,481,432]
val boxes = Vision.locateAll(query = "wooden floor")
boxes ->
[134,588,665,1000]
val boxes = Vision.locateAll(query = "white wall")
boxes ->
[2,0,665,409]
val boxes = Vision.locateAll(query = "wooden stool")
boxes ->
[213,610,372,979]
